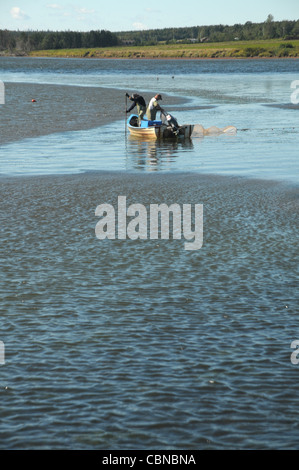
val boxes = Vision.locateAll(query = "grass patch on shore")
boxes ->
[28,39,299,59]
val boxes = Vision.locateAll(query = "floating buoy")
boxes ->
[31,99,36,102]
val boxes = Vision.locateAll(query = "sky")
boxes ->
[0,0,298,32]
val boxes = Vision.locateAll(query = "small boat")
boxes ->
[127,114,194,139]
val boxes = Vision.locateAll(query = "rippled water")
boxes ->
[0,58,298,450]
[0,58,298,182]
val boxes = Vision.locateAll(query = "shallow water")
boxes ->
[0,58,298,182]
[0,58,298,450]
[0,110,298,182]
[1,172,298,450]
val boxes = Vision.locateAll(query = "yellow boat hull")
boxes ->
[127,116,194,140]
[128,125,161,139]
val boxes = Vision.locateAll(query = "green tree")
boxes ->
[264,14,274,39]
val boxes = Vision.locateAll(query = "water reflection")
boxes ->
[126,135,194,171]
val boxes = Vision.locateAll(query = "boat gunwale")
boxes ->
[127,114,193,139]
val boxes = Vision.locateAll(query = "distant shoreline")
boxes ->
[5,55,298,61]
[3,53,298,61]
[1,38,299,60]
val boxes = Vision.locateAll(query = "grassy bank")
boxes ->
[27,39,299,59]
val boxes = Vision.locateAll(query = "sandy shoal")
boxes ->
[0,82,207,146]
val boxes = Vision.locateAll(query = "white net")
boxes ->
[192,124,237,137]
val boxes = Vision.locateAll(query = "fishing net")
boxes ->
[192,124,237,136]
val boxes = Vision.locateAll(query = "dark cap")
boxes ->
[155,94,162,100]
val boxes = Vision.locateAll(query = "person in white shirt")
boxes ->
[146,94,164,120]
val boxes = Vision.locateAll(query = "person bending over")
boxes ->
[126,93,146,125]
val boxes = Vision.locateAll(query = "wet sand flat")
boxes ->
[1,170,298,449]
[0,82,188,146]
[1,59,299,450]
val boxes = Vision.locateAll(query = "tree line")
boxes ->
[117,17,299,45]
[0,16,299,53]
[0,29,119,53]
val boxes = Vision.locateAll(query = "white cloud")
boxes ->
[75,8,96,15]
[46,4,63,9]
[72,6,99,25]
[145,8,160,13]
[133,22,148,30]
[10,7,30,20]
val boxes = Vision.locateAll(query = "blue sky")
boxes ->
[0,0,298,32]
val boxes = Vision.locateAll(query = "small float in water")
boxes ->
[127,112,194,140]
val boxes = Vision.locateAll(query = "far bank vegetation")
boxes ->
[1,15,299,59]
